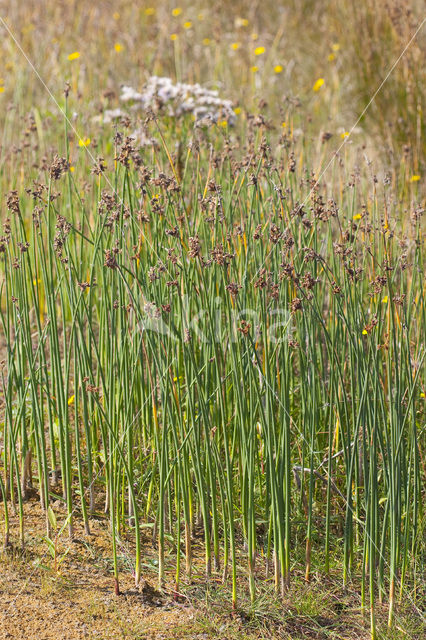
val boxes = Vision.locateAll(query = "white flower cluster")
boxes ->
[102,108,126,123]
[120,76,236,125]
[95,77,235,147]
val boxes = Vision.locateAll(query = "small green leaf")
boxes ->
[42,536,55,558]
[47,506,57,530]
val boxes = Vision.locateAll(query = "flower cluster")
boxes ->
[120,76,236,125]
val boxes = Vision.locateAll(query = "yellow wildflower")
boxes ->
[251,66,259,73]
[113,12,120,20]
[341,131,349,138]
[234,107,241,115]
[328,53,335,62]
[172,7,182,16]
[114,43,123,52]
[362,330,368,335]
[68,395,75,406]
[410,175,420,182]
[0,87,4,93]
[202,38,211,45]
[353,214,362,220]
[382,296,388,303]
[274,65,283,73]
[145,8,155,15]
[170,33,178,41]
[68,51,80,61]
[251,33,258,40]
[231,42,241,50]
[184,21,192,29]
[78,138,91,147]
[332,43,340,52]
[219,120,228,127]
[313,78,324,91]
[254,46,265,55]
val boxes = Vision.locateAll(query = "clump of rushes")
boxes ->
[0,98,424,640]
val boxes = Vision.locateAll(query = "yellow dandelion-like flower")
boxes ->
[251,65,259,73]
[184,21,192,29]
[234,107,242,115]
[353,214,362,220]
[328,53,335,61]
[170,33,178,41]
[231,42,241,50]
[251,32,258,40]
[313,78,324,91]
[281,122,287,127]
[341,131,350,138]
[70,166,75,172]
[0,87,4,93]
[202,38,211,45]
[219,119,228,127]
[236,17,249,27]
[78,137,91,147]
[332,43,340,52]
[172,7,182,17]
[362,329,368,335]
[68,395,75,406]
[145,7,155,15]
[114,43,123,52]
[410,175,420,182]
[274,65,283,73]
[68,51,80,61]
[382,296,388,303]
[254,46,265,55]
[420,392,425,398]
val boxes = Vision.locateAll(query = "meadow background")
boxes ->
[0,2,425,639]
[1,0,425,165]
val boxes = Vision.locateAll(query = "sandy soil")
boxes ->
[0,501,200,640]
